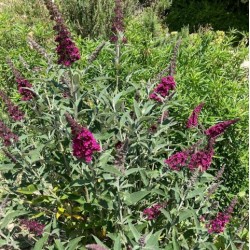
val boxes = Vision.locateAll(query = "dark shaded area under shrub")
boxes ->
[165,0,249,32]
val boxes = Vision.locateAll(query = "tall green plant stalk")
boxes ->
[115,42,121,90]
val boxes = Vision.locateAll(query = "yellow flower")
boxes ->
[170,31,178,36]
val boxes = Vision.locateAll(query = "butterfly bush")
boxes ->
[7,58,35,101]
[0,5,244,248]
[143,203,166,220]
[44,0,80,66]
[65,113,101,162]
[188,148,214,171]
[0,90,24,121]
[186,102,204,128]
[0,121,18,146]
[165,103,239,172]
[20,219,45,236]
[164,151,189,171]
[206,197,238,234]
[110,0,127,43]
[205,119,240,138]
[72,128,101,162]
[149,76,176,102]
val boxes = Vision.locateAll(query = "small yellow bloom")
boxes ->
[170,31,178,36]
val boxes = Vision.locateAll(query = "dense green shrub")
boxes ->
[0,0,248,249]
[58,0,138,39]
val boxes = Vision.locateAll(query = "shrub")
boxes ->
[0,1,248,249]
[58,0,138,39]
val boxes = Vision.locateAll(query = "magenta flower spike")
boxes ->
[143,203,164,220]
[186,103,204,128]
[65,113,101,162]
[0,90,24,121]
[0,120,18,146]
[72,128,101,162]
[206,197,238,234]
[44,0,80,66]
[110,0,127,43]
[7,58,35,101]
[20,219,45,236]
[164,151,189,171]
[206,212,230,234]
[149,76,176,103]
[188,148,214,171]
[205,119,240,139]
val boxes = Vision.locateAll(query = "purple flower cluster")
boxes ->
[20,219,45,236]
[0,90,24,121]
[226,197,238,215]
[165,139,215,172]
[205,119,240,139]
[65,113,101,162]
[55,26,81,66]
[186,103,204,128]
[44,0,80,66]
[206,212,230,234]
[164,151,189,171]
[188,148,214,171]
[206,197,237,234]
[16,78,35,101]
[186,103,239,139]
[0,120,18,146]
[110,0,127,43]
[7,58,35,101]
[143,203,164,220]
[149,76,176,102]
[72,128,101,162]
[65,113,82,136]
[149,124,158,134]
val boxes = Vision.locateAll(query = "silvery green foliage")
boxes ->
[0,38,246,250]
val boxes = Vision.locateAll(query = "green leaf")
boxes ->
[172,228,180,250]
[112,92,124,109]
[151,188,165,196]
[98,149,113,166]
[34,235,49,250]
[54,239,65,250]
[67,236,83,250]
[17,184,38,195]
[161,209,172,223]
[133,99,141,119]
[33,223,51,250]
[178,209,193,223]
[0,163,14,171]
[125,168,143,176]
[139,170,149,186]
[146,235,159,249]
[113,235,121,250]
[142,103,155,115]
[199,242,218,250]
[230,241,237,250]
[186,187,206,199]
[128,222,141,241]
[101,165,123,176]
[92,235,109,249]
[124,190,150,205]
[1,210,29,229]
[67,194,85,205]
